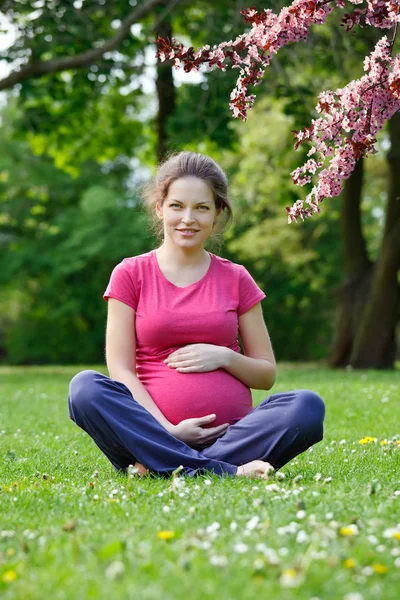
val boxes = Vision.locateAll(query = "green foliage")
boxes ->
[0,1,393,364]
[0,102,152,364]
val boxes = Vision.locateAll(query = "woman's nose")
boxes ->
[182,210,195,222]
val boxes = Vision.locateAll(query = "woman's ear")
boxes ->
[155,202,163,220]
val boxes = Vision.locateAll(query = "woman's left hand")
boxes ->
[164,344,229,373]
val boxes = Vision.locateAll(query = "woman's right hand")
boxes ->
[170,414,230,449]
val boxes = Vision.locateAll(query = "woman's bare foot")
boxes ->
[236,460,275,478]
[130,461,148,476]
[126,462,149,476]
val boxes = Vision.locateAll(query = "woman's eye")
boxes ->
[170,204,209,210]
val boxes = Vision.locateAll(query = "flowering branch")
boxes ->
[155,1,400,222]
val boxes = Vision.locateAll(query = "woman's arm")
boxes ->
[221,302,276,390]
[106,298,175,433]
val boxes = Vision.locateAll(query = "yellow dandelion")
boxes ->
[392,532,400,540]
[396,441,400,446]
[372,563,388,574]
[339,525,359,536]
[282,568,297,578]
[157,530,175,540]
[343,558,356,568]
[380,440,388,445]
[2,570,17,583]
[280,568,302,588]
[359,436,377,445]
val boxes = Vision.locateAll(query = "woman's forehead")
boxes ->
[167,177,213,198]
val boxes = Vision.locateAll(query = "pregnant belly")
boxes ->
[140,363,253,427]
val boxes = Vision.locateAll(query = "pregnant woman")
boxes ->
[68,151,325,479]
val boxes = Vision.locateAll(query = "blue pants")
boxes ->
[68,370,325,477]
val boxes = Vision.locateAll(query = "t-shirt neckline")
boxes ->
[152,249,215,290]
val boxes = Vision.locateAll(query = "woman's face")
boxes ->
[156,177,220,250]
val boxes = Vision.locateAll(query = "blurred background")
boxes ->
[0,0,398,370]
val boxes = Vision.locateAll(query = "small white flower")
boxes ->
[277,522,299,535]
[230,521,237,531]
[324,477,333,484]
[209,554,228,567]
[280,569,302,588]
[296,530,309,543]
[233,543,248,554]
[314,473,322,482]
[367,535,379,545]
[204,479,212,486]
[162,505,170,513]
[23,529,37,540]
[105,561,125,579]
[206,522,220,534]
[246,516,260,530]
[339,439,346,445]
[276,472,286,480]
[296,510,306,520]
[265,484,280,492]
[253,558,265,570]
[383,526,400,538]
[344,594,364,600]
[308,514,317,525]
[0,531,15,539]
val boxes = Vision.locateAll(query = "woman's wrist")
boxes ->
[165,422,176,436]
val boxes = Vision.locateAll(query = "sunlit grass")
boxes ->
[0,364,399,599]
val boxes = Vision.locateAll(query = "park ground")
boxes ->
[0,364,399,599]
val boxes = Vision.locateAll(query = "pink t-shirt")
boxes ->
[103,249,266,428]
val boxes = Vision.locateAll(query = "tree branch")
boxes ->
[0,0,182,91]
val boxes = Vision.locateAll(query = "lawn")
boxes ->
[0,364,399,600]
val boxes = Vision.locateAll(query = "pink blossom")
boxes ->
[155,1,400,221]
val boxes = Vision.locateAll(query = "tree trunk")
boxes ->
[349,112,400,368]
[329,158,373,366]
[155,9,176,163]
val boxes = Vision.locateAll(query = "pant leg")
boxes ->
[201,390,325,469]
[68,370,238,478]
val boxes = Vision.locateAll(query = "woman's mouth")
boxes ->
[177,229,199,236]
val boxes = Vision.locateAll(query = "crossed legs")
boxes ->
[68,370,325,477]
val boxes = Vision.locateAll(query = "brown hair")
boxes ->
[140,151,233,253]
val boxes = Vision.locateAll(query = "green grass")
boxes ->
[0,364,399,600]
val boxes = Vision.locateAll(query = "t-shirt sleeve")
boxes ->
[237,265,266,316]
[103,259,138,311]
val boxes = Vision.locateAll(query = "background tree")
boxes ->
[0,1,397,367]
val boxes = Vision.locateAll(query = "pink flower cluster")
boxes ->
[343,0,400,31]
[287,35,400,222]
[155,1,400,221]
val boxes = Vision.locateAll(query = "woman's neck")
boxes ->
[156,243,209,269]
